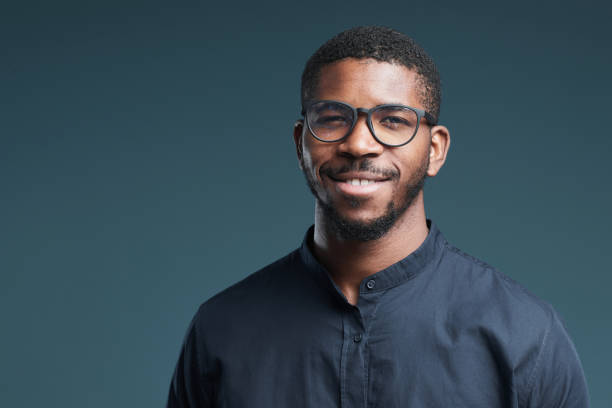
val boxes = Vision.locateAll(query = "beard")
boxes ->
[300,153,429,242]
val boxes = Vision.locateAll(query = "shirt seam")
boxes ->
[444,242,551,307]
[520,309,554,407]
[362,293,384,408]
[443,241,495,270]
[340,313,348,408]
[444,241,559,407]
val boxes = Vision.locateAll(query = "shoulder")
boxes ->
[196,249,302,315]
[439,241,553,327]
[188,247,325,338]
[438,242,589,406]
[436,241,556,362]
[184,246,330,360]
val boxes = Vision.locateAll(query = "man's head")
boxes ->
[301,26,441,125]
[294,27,450,242]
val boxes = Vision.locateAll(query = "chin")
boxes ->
[319,199,403,242]
[337,208,390,224]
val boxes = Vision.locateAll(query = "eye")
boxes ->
[379,116,411,129]
[315,115,350,127]
[373,106,418,131]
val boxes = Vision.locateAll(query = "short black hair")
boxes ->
[301,26,441,124]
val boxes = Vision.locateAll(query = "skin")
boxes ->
[293,58,451,305]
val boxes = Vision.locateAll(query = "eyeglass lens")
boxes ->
[307,101,419,146]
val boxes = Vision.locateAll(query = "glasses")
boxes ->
[302,100,436,147]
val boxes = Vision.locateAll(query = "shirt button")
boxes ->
[366,279,376,289]
[353,333,362,343]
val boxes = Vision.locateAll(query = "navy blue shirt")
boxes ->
[168,220,589,407]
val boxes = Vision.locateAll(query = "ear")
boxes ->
[293,119,305,165]
[427,125,450,177]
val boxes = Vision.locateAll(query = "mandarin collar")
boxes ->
[298,219,447,295]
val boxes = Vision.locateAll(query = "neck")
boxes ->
[311,192,429,304]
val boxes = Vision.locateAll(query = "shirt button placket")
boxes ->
[341,305,368,407]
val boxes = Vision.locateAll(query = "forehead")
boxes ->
[314,58,422,108]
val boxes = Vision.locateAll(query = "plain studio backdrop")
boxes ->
[1,1,610,406]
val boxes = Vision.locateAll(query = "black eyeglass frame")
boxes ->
[301,99,437,147]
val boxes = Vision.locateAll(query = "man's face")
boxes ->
[295,58,433,241]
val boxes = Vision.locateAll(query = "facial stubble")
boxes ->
[300,151,430,242]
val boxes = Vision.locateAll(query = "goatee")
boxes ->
[301,155,429,242]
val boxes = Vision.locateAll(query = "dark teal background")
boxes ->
[2,1,610,406]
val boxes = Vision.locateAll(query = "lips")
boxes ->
[326,173,390,196]
[343,178,378,186]
[327,172,390,183]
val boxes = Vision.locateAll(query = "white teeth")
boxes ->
[346,179,375,186]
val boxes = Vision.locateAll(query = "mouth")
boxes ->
[326,173,391,196]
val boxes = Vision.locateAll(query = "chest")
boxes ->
[210,297,518,408]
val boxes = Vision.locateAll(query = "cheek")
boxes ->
[393,150,428,180]
[399,153,430,184]
[301,149,316,175]
[302,144,329,179]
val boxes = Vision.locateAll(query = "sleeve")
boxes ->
[523,309,590,408]
[167,309,215,408]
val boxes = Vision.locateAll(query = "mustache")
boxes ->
[322,160,399,179]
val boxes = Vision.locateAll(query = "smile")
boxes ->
[326,174,390,196]
[344,178,378,186]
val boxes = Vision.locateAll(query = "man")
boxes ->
[167,26,589,407]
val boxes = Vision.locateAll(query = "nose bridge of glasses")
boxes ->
[344,107,379,148]
[351,107,375,136]
[356,107,370,116]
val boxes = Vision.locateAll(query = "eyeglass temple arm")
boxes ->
[424,111,437,126]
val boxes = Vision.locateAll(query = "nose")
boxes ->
[337,115,384,158]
